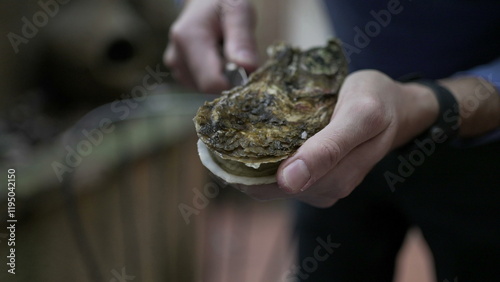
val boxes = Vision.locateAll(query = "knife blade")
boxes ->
[224,62,248,87]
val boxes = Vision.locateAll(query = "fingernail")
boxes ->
[282,160,310,193]
[235,49,257,64]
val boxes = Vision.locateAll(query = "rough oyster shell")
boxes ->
[194,39,348,185]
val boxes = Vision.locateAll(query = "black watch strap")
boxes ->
[397,75,461,153]
[411,79,460,142]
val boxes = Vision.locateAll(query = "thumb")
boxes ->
[221,1,259,70]
[277,100,387,193]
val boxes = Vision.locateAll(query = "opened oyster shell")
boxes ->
[194,39,348,185]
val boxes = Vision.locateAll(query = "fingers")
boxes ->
[166,22,229,93]
[277,88,392,194]
[164,0,258,93]
[291,133,390,208]
[307,126,395,205]
[181,29,229,93]
[235,128,392,207]
[164,44,196,88]
[228,71,402,207]
[221,1,259,71]
[164,1,229,93]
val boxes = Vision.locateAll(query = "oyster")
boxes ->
[194,39,348,185]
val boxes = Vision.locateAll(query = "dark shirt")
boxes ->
[323,0,500,78]
[323,0,500,144]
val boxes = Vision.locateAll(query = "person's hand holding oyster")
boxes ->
[195,39,347,186]
[165,0,441,207]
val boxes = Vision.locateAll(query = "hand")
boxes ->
[234,70,439,207]
[164,0,259,93]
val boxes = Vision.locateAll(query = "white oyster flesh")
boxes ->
[197,140,277,185]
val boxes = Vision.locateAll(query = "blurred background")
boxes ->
[0,0,435,281]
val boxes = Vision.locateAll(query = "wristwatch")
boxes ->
[399,76,460,147]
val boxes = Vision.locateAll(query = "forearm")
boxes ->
[393,75,500,149]
[439,77,500,137]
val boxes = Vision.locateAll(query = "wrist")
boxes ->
[392,82,439,148]
[438,77,500,136]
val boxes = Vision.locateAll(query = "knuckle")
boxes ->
[168,23,184,42]
[169,23,205,46]
[354,97,390,130]
[355,96,382,115]
[316,138,342,169]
